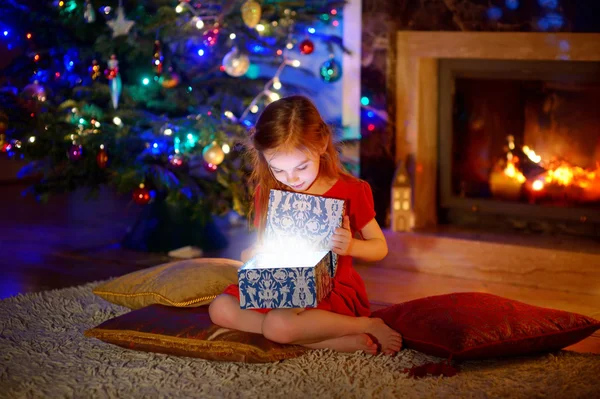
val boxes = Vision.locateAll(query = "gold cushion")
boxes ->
[93,258,241,309]
[85,305,307,363]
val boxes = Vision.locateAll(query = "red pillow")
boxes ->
[372,292,600,360]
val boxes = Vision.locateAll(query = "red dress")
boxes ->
[222,176,375,317]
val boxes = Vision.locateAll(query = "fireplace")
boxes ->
[378,32,600,295]
[438,59,600,235]
[393,31,600,235]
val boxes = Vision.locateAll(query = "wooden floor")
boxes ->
[0,170,598,354]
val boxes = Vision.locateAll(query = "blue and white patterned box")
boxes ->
[238,189,345,309]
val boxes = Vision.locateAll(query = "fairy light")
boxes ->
[268,92,280,102]
[175,2,216,28]
[222,144,231,154]
[238,15,300,121]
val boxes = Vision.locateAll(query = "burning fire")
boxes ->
[503,153,526,183]
[499,143,600,202]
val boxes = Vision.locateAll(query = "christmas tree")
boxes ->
[0,0,348,234]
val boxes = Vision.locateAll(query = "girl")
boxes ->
[209,95,402,356]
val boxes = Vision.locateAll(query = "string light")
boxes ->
[238,14,301,122]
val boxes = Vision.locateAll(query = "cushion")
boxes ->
[84,304,307,363]
[93,258,241,309]
[372,292,600,360]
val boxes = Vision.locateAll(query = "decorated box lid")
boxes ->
[262,189,345,255]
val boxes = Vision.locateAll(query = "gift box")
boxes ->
[238,189,345,309]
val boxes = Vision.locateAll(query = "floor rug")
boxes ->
[1,282,599,398]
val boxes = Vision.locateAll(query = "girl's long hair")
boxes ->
[246,95,353,234]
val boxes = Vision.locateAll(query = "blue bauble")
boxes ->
[319,59,342,83]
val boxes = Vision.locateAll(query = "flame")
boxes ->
[503,156,526,183]
[532,180,544,191]
[503,145,600,199]
[543,164,597,188]
[522,146,542,164]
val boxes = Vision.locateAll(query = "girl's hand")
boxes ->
[331,216,353,256]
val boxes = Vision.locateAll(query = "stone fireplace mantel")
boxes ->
[393,32,600,229]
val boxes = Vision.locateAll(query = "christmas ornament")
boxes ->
[169,153,185,168]
[97,148,108,168]
[299,39,315,55]
[202,141,225,165]
[160,71,180,89]
[319,58,342,83]
[105,54,122,109]
[222,48,250,77]
[203,30,218,47]
[89,59,101,80]
[99,5,114,20]
[84,0,96,23]
[153,40,163,76]
[241,0,262,28]
[22,81,46,102]
[203,161,218,172]
[133,184,151,205]
[1,142,11,153]
[68,144,83,161]
[106,2,135,38]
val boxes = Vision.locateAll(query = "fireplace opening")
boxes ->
[438,59,600,237]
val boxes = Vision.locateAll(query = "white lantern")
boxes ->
[390,160,414,232]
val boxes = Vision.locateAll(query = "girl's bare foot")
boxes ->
[304,333,378,355]
[365,318,403,356]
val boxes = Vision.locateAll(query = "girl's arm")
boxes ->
[331,216,388,262]
[348,218,388,262]
[241,245,257,263]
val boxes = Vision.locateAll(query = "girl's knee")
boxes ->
[262,311,297,344]
[208,294,238,328]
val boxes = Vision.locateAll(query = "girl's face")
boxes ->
[264,147,320,192]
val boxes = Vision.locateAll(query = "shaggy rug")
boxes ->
[1,283,599,399]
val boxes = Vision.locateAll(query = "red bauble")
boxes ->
[132,185,151,205]
[96,149,108,168]
[204,161,218,172]
[105,68,118,80]
[299,39,315,55]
